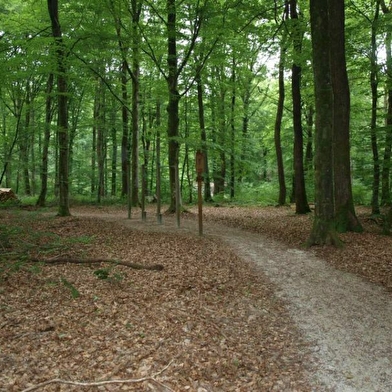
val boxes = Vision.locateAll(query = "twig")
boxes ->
[21,361,173,392]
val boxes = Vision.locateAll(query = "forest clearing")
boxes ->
[1,204,391,391]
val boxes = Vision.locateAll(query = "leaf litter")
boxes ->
[1,203,391,391]
[0,207,312,391]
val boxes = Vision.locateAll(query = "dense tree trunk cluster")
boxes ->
[0,0,391,245]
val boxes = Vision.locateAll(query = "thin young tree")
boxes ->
[290,0,311,214]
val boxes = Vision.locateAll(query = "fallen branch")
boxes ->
[30,257,164,271]
[21,361,173,392]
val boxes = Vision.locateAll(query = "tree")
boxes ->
[329,0,362,232]
[274,18,288,206]
[380,0,392,206]
[307,0,341,246]
[36,73,54,207]
[290,0,311,214]
[47,0,70,216]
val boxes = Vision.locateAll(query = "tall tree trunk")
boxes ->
[48,0,70,216]
[381,2,392,206]
[307,0,341,246]
[214,69,226,196]
[181,96,192,203]
[21,81,31,195]
[290,0,310,214]
[110,99,117,197]
[329,0,362,232]
[229,58,236,200]
[36,73,54,207]
[120,62,130,198]
[166,0,181,212]
[304,104,314,172]
[196,64,213,202]
[275,28,287,206]
[131,0,141,207]
[95,79,106,202]
[370,1,381,215]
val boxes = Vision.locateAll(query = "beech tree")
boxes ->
[47,0,70,216]
[307,0,341,246]
[329,0,362,232]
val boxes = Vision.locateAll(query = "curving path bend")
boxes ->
[76,210,392,392]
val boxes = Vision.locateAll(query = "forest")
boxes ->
[0,0,391,244]
[2,2,392,390]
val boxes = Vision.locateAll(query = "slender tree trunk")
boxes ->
[275,28,287,206]
[307,0,341,246]
[370,1,381,215]
[166,0,181,212]
[48,0,70,216]
[110,100,117,196]
[120,62,130,198]
[381,3,392,206]
[131,0,141,207]
[329,0,362,232]
[196,64,213,202]
[214,69,226,196]
[290,0,310,214]
[36,73,54,207]
[304,104,314,172]
[21,82,31,195]
[95,79,106,202]
[229,58,236,200]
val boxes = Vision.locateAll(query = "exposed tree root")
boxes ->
[30,257,164,271]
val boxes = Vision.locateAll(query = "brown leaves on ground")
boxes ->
[2,203,389,391]
[0,207,311,391]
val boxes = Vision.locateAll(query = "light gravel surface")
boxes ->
[211,226,392,392]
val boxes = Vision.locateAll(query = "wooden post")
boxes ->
[141,164,146,221]
[175,164,180,228]
[127,161,132,219]
[156,129,162,224]
[196,150,204,236]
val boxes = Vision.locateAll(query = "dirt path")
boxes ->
[75,210,392,392]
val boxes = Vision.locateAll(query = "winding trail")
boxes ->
[76,210,392,392]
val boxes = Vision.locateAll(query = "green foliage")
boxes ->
[60,277,80,299]
[352,179,372,205]
[0,0,387,211]
[94,268,110,280]
[232,182,279,206]
[93,267,123,282]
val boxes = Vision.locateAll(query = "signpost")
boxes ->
[196,150,204,236]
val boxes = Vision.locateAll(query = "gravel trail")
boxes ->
[76,210,392,391]
[211,226,392,392]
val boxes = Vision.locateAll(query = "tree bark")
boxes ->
[120,62,130,198]
[370,1,381,215]
[275,27,287,206]
[229,57,236,200]
[307,0,341,246]
[290,0,310,214]
[36,73,54,207]
[196,64,213,202]
[329,0,363,232]
[381,2,392,206]
[131,0,141,207]
[166,0,181,212]
[47,0,70,217]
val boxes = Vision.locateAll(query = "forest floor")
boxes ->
[0,204,391,391]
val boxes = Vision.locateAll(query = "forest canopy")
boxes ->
[0,0,391,223]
